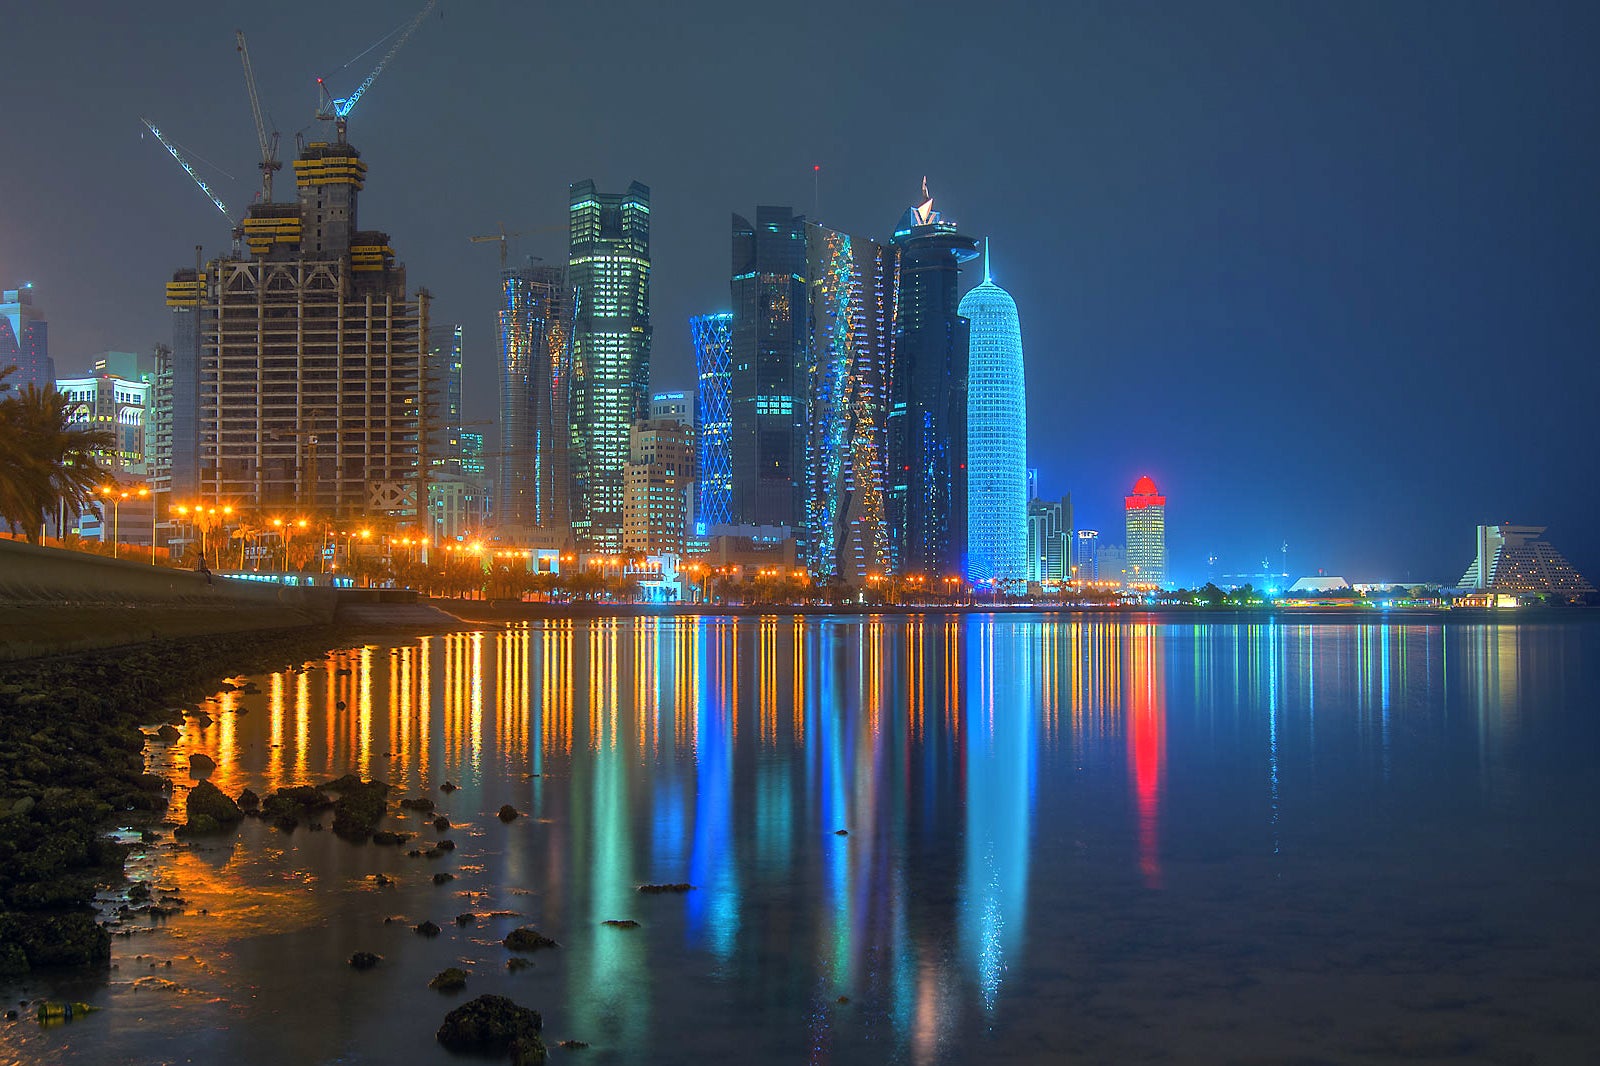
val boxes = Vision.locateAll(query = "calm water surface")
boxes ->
[4,616,1599,1064]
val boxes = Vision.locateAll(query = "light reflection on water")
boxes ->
[4,616,1599,1065]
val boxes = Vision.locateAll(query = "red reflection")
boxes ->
[1127,625,1164,888]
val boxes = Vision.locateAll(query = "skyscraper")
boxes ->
[691,313,734,532]
[429,324,464,470]
[1025,495,1073,582]
[1,285,51,392]
[1124,476,1167,586]
[961,245,1028,584]
[497,265,571,539]
[889,180,979,577]
[650,390,692,425]
[729,207,808,529]
[1075,528,1100,582]
[568,180,651,552]
[157,138,427,517]
[803,222,898,581]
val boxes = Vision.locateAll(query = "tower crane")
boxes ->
[235,30,281,203]
[469,223,566,270]
[316,0,438,144]
[142,118,234,225]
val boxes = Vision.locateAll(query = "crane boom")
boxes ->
[143,118,233,223]
[236,30,281,202]
[317,0,437,141]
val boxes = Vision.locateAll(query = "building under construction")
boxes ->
[156,137,428,517]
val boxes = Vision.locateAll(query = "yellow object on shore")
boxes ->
[36,1001,97,1023]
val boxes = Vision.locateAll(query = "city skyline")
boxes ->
[2,2,1597,583]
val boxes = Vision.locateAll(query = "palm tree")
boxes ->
[0,370,114,543]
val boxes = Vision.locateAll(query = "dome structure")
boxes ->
[1131,475,1160,497]
[961,243,1028,583]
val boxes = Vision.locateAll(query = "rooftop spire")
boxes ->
[983,238,991,284]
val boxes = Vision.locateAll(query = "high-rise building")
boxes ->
[460,432,486,478]
[497,265,571,540]
[889,181,979,578]
[650,390,692,425]
[429,324,464,470]
[691,313,734,533]
[803,222,898,581]
[962,245,1028,583]
[1025,495,1073,582]
[729,207,809,529]
[1074,529,1100,582]
[568,179,651,553]
[1,285,51,392]
[1459,524,1595,597]
[157,138,427,517]
[56,373,152,475]
[622,418,693,557]
[1124,476,1167,586]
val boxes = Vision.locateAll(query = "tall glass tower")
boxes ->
[889,180,979,578]
[691,312,734,532]
[1124,475,1167,586]
[729,207,808,529]
[961,245,1028,584]
[568,179,651,552]
[498,265,571,539]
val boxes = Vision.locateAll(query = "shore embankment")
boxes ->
[0,626,360,977]
[0,539,337,660]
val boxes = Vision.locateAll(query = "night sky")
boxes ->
[3,2,1596,585]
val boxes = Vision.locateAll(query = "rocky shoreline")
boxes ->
[0,627,358,978]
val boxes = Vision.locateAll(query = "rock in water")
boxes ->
[415,920,441,937]
[400,797,435,812]
[436,995,543,1062]
[155,724,181,742]
[497,805,520,823]
[558,1040,590,1050]
[503,927,558,952]
[602,920,639,929]
[432,815,450,831]
[637,883,694,894]
[429,967,468,992]
[188,752,216,777]
[180,781,242,834]
[237,788,260,812]
[440,781,458,793]
[324,776,391,842]
[348,951,380,971]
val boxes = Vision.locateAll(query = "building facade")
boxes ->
[568,179,651,553]
[1074,528,1100,582]
[0,285,51,392]
[622,418,693,557]
[497,265,571,540]
[802,222,897,581]
[1124,475,1167,586]
[429,324,464,470]
[961,246,1028,584]
[156,138,427,518]
[56,374,152,475]
[692,312,734,533]
[650,390,692,425]
[1025,495,1073,583]
[888,181,978,578]
[729,207,809,529]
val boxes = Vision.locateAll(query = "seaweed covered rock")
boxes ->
[348,951,381,971]
[183,781,242,829]
[400,797,435,813]
[188,753,216,777]
[0,912,110,973]
[237,788,260,813]
[497,805,520,823]
[503,927,558,952]
[260,785,332,832]
[436,994,544,1062]
[429,966,468,992]
[323,775,391,842]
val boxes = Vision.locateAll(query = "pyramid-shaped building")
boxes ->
[1459,525,1594,598]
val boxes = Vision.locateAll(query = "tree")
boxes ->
[0,370,114,543]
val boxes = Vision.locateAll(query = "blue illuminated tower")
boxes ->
[889,180,979,578]
[691,313,734,531]
[960,243,1028,583]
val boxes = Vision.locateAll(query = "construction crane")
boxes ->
[469,223,565,270]
[316,0,438,144]
[235,30,281,203]
[142,118,234,225]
